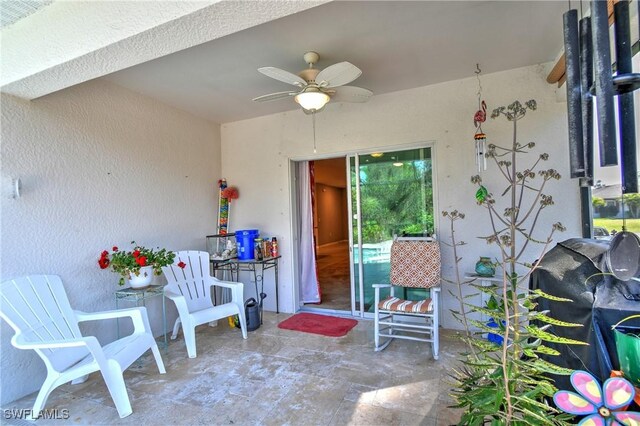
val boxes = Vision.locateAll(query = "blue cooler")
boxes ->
[235,229,259,260]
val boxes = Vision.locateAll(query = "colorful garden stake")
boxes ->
[553,370,640,425]
[217,179,229,235]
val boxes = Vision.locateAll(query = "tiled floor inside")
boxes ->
[314,242,351,311]
[5,313,466,425]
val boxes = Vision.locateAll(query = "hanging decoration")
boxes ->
[473,64,487,172]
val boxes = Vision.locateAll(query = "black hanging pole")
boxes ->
[579,16,594,185]
[579,14,594,238]
[564,9,585,178]
[591,0,618,167]
[614,0,638,194]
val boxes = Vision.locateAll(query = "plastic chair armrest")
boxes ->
[211,279,243,290]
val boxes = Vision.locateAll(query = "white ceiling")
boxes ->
[104,1,567,124]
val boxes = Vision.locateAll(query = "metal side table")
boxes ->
[115,285,168,349]
[232,256,281,323]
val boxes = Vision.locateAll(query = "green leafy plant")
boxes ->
[98,241,175,285]
[444,100,586,425]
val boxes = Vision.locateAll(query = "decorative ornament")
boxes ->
[475,185,488,204]
[473,64,487,172]
[221,187,239,201]
[553,370,640,425]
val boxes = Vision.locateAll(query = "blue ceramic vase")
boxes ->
[475,257,495,277]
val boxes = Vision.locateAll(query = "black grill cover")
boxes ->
[530,238,640,391]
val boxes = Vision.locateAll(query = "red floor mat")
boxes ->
[277,313,358,337]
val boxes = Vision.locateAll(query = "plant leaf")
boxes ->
[525,326,587,345]
[530,358,575,375]
[533,345,561,356]
[531,313,583,327]
[531,289,573,302]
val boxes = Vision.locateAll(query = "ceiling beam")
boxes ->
[1,0,332,99]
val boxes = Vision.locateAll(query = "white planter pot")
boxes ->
[128,266,154,289]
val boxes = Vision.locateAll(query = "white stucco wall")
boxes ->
[221,63,581,326]
[0,79,221,404]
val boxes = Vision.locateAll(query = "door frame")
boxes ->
[347,144,438,318]
[288,141,438,315]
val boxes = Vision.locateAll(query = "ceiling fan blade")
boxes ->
[316,62,362,88]
[330,86,373,103]
[252,91,297,102]
[257,67,307,86]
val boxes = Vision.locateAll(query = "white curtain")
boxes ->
[297,161,320,303]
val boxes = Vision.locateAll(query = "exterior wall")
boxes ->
[0,79,221,404]
[221,63,581,324]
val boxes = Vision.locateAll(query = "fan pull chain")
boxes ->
[312,111,317,153]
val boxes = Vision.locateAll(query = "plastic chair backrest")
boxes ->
[162,251,214,313]
[0,275,90,371]
[390,238,441,288]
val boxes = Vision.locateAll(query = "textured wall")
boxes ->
[221,63,580,322]
[0,79,221,404]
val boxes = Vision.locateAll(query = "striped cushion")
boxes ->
[378,296,433,313]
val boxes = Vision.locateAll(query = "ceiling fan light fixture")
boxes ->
[295,91,330,111]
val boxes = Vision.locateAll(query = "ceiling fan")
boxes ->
[252,51,373,114]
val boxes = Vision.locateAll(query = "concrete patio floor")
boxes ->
[4,313,466,425]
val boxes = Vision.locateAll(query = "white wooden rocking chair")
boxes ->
[0,275,166,419]
[162,251,247,358]
[373,237,441,359]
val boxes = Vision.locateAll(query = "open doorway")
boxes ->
[294,147,435,316]
[312,158,350,311]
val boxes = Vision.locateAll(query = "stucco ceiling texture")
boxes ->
[104,1,567,124]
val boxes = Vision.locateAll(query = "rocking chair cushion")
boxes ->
[378,296,433,314]
[390,241,441,288]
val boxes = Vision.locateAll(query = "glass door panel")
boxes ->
[350,147,434,316]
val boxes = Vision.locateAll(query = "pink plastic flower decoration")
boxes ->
[553,370,640,426]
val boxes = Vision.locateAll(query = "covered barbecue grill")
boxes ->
[530,238,640,392]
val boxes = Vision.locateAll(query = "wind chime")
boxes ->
[562,0,639,238]
[473,64,487,172]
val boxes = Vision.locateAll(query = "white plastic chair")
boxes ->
[373,237,441,359]
[162,251,247,358]
[0,275,166,419]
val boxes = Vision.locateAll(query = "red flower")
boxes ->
[132,250,140,258]
[98,258,110,269]
[101,250,108,258]
[177,261,186,269]
[112,246,118,252]
[136,256,147,266]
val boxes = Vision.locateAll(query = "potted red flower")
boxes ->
[98,241,175,287]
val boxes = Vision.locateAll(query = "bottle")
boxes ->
[254,238,263,260]
[271,237,278,258]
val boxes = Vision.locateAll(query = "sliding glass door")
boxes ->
[348,147,435,317]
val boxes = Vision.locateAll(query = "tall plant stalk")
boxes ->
[448,100,586,425]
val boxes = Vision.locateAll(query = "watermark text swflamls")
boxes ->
[3,408,70,420]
